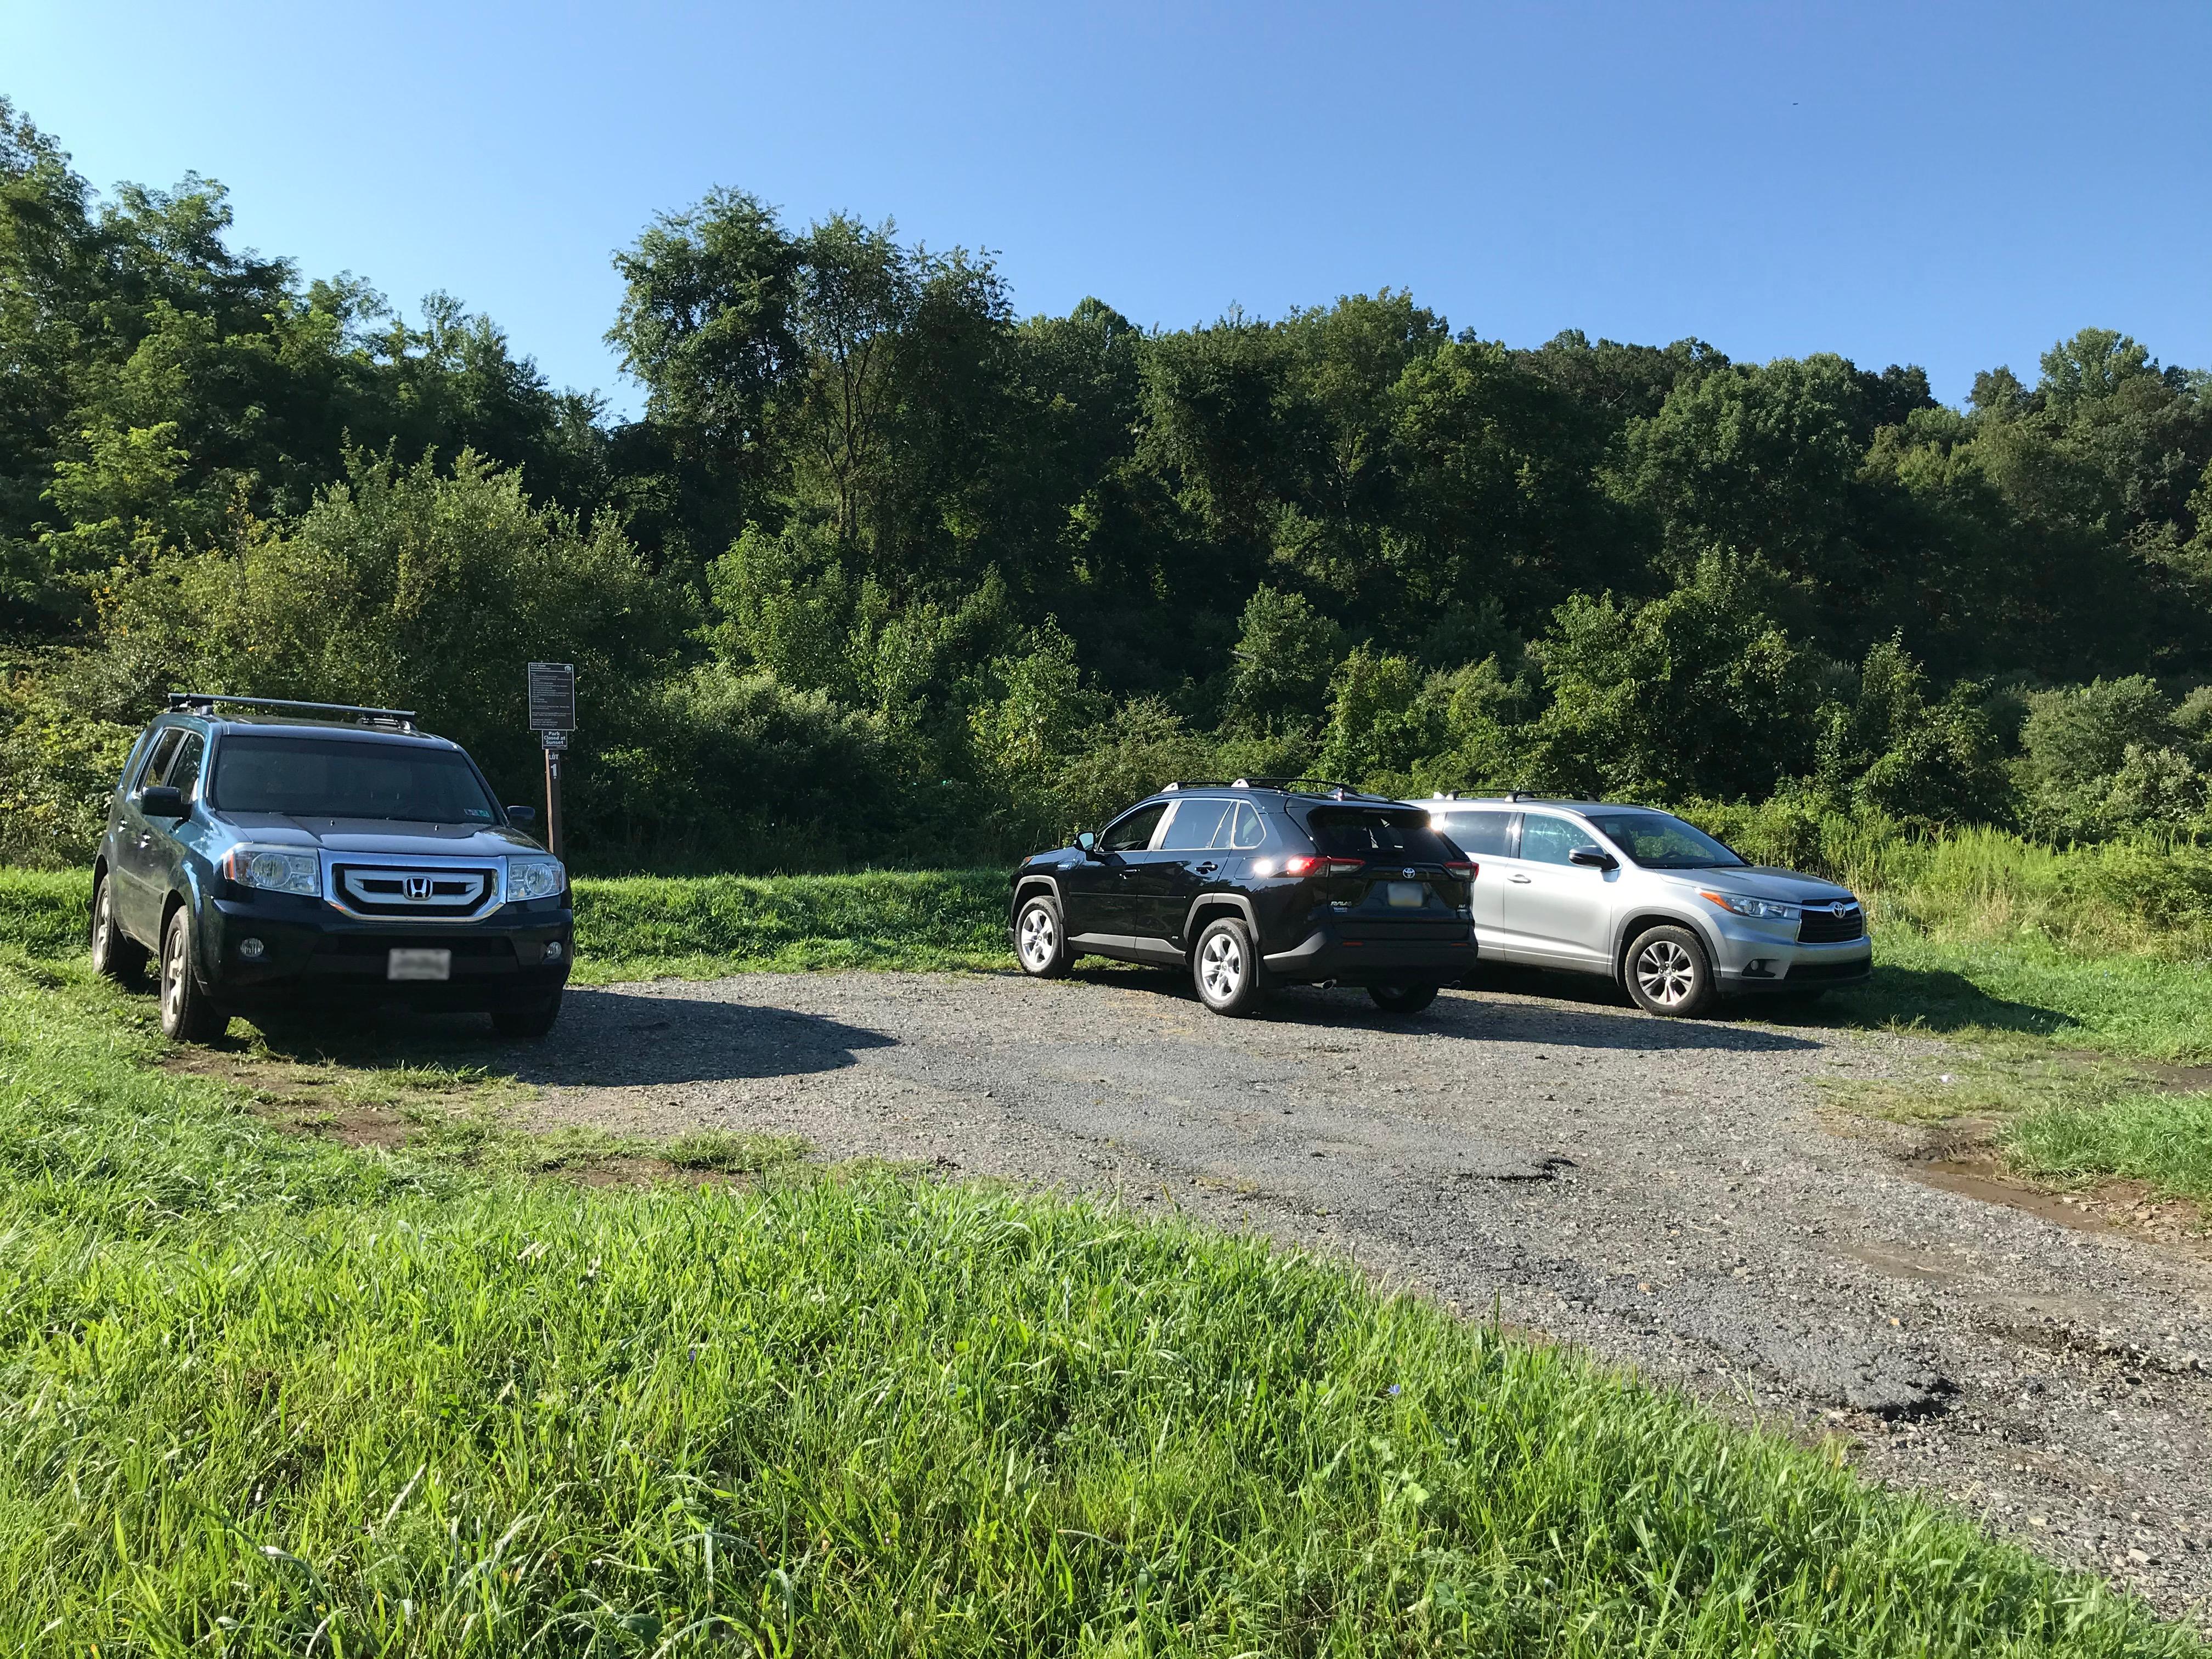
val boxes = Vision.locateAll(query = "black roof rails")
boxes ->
[167,692,418,731]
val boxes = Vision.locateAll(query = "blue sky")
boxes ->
[9,1,2208,416]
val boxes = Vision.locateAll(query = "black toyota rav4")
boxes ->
[89,694,573,1042]
[1008,780,1478,1015]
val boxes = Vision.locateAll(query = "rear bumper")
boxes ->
[1263,923,1478,986]
[201,895,572,1011]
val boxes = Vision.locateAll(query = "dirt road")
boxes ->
[516,967,2212,1618]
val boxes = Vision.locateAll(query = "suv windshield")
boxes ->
[212,736,501,824]
[1585,811,1745,870]
[1306,808,1457,862]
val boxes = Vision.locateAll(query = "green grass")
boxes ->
[1,955,2199,1654]
[1801,932,2212,1063]
[570,868,1009,980]
[2007,1088,2212,1205]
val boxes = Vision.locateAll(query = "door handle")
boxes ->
[1508,872,1532,884]
[1195,861,1219,874]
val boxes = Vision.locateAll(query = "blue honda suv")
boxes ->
[89,694,573,1042]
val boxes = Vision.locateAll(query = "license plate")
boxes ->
[387,948,451,981]
[1385,881,1425,908]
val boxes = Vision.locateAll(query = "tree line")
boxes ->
[5,95,2211,867]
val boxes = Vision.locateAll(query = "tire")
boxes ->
[1368,982,1439,1015]
[89,871,147,984]
[1192,917,1265,1017]
[1623,924,1717,1018]
[1013,894,1072,978]
[492,991,563,1041]
[158,906,229,1043]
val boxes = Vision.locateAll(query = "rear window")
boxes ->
[1305,808,1456,862]
[211,736,501,824]
[1435,811,1513,857]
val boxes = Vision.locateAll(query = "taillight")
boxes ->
[1279,855,1366,878]
[1444,860,1477,880]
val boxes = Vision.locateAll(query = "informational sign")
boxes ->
[527,662,576,732]
[527,662,575,859]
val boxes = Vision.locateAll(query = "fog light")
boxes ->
[543,940,565,963]
[238,937,266,960]
[1743,958,1774,978]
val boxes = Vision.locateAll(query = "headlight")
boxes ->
[1699,890,1800,922]
[509,855,566,901]
[223,846,320,896]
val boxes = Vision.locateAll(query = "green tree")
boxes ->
[1814,637,2010,827]
[90,450,681,807]
[1224,585,1343,732]
[1524,555,1823,800]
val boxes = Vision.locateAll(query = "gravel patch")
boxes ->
[517,966,2212,1620]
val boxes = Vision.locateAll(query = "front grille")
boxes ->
[1786,958,1871,983]
[334,864,495,918]
[1796,905,1865,944]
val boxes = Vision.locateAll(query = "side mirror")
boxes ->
[138,785,186,820]
[505,804,538,826]
[1568,845,1617,870]
[1075,831,1099,856]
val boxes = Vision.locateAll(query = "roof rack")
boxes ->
[1228,776,1397,802]
[1425,789,1602,805]
[167,692,418,732]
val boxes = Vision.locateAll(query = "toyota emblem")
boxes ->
[404,876,432,901]
[1402,867,1416,878]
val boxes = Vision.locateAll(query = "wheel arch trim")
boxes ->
[1012,873,1062,912]
[1181,892,1257,947]
[1613,909,1715,981]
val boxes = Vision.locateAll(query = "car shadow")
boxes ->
[1072,962,1826,1053]
[242,985,899,1087]
[1470,960,2081,1046]
[1760,964,2082,1042]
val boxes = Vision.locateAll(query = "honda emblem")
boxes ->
[404,876,432,901]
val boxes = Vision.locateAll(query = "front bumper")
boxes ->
[202,891,572,1011]
[1262,921,1478,986]
[1706,915,1872,993]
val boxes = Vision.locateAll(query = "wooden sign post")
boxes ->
[527,662,576,859]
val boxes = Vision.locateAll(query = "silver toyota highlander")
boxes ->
[1421,793,1871,1017]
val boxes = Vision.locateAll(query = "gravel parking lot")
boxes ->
[518,966,2212,1618]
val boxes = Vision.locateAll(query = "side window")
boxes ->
[1221,801,1267,850]
[114,730,153,797]
[167,733,207,803]
[137,728,184,791]
[1099,803,1167,853]
[1438,812,1515,857]
[1519,813,1587,866]
[1159,799,1231,851]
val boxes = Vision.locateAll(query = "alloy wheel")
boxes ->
[1200,930,1243,1001]
[1018,905,1057,971]
[1635,939,1695,1007]
[162,924,185,1025]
